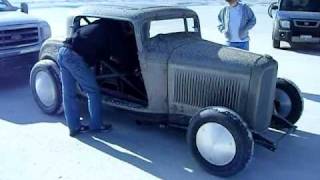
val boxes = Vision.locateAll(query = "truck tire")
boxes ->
[273,40,280,49]
[30,59,63,115]
[187,107,253,177]
[272,78,303,128]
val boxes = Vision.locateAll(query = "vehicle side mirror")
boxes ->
[268,2,278,18]
[20,2,28,14]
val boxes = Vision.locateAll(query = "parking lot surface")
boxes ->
[0,4,320,180]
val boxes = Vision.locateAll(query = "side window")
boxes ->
[80,17,100,27]
[72,16,100,33]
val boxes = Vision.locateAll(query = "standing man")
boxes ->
[58,19,112,137]
[218,0,256,50]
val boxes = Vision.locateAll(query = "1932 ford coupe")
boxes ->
[29,5,304,177]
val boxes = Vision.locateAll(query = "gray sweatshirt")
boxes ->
[218,2,256,41]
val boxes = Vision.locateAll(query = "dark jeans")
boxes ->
[57,47,103,132]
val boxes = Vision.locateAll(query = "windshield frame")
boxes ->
[279,0,320,12]
[0,0,18,11]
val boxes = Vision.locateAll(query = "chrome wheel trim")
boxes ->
[275,89,292,117]
[196,122,236,166]
[35,71,57,107]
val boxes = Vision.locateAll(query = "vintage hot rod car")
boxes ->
[29,5,304,177]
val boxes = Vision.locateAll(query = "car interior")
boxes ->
[74,17,148,106]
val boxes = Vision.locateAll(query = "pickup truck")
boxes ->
[268,0,320,48]
[0,0,51,76]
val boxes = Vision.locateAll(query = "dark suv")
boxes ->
[268,0,320,48]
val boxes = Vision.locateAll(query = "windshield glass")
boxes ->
[280,0,320,12]
[0,0,9,9]
[0,0,16,11]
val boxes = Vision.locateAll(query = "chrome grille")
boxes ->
[0,26,39,50]
[292,19,320,37]
[293,20,320,28]
[173,70,242,110]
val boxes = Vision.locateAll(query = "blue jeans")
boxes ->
[227,41,249,50]
[57,47,102,132]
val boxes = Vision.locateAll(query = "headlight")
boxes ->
[280,20,290,29]
[39,21,51,40]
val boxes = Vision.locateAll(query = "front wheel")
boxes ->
[273,39,280,49]
[30,59,63,115]
[271,78,303,129]
[187,107,253,177]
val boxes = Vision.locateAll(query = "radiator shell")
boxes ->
[168,41,278,132]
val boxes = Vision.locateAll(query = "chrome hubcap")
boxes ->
[35,71,57,107]
[196,122,236,166]
[275,89,292,117]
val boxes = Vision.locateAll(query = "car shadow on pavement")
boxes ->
[286,44,320,56]
[0,70,30,90]
[0,83,319,179]
[302,92,320,103]
[76,107,209,180]
[240,129,320,180]
[0,74,64,124]
[75,107,320,180]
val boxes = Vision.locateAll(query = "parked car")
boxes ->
[30,5,304,177]
[0,0,51,76]
[268,0,320,48]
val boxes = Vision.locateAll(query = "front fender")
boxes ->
[39,39,64,62]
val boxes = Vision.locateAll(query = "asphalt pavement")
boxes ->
[0,4,320,180]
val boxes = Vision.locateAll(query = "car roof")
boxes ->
[75,4,198,22]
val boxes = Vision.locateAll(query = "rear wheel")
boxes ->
[30,59,63,114]
[187,107,253,177]
[273,40,280,49]
[271,78,303,129]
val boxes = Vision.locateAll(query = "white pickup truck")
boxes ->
[0,0,51,76]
